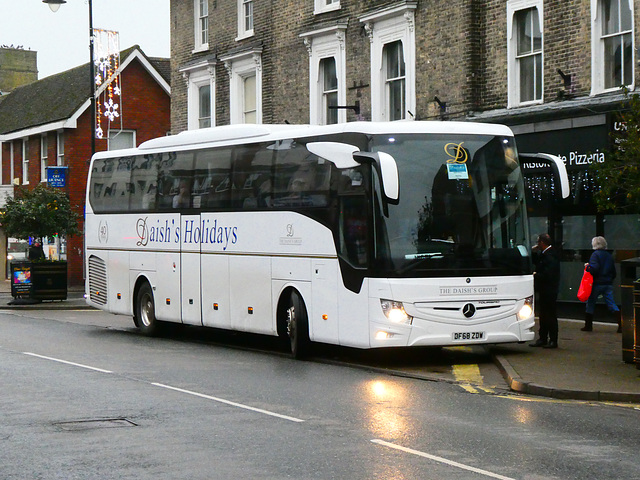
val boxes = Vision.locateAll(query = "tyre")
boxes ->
[135,282,160,336]
[286,290,310,359]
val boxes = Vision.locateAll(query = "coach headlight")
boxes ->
[380,300,413,325]
[517,296,534,320]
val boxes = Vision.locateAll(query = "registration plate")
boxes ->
[452,331,485,341]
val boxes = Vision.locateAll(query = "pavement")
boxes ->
[0,279,638,403]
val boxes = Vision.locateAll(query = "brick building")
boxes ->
[0,46,38,96]
[0,46,171,286]
[170,0,640,303]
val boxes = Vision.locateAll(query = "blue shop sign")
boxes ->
[47,166,68,187]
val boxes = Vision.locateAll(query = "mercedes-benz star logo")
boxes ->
[462,303,476,318]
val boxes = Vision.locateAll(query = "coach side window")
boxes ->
[337,166,369,267]
[231,144,268,209]
[273,141,330,208]
[129,154,162,212]
[197,147,233,210]
[89,156,135,212]
[158,152,195,210]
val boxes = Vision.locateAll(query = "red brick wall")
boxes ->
[67,59,170,286]
[1,57,170,286]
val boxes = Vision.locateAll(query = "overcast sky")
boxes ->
[0,0,170,79]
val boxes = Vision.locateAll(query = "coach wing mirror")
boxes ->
[519,153,570,199]
[353,151,400,215]
[306,141,360,168]
[306,142,400,213]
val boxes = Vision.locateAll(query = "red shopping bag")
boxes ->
[577,267,593,302]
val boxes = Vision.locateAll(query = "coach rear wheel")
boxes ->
[135,283,160,336]
[286,291,309,359]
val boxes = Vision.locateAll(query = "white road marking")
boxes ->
[151,382,305,423]
[23,352,113,373]
[371,439,516,480]
[20,351,303,423]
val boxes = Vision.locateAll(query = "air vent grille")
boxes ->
[88,255,108,306]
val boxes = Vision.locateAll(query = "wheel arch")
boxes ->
[276,286,296,338]
[276,285,311,338]
[132,274,153,326]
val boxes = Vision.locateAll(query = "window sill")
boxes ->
[508,99,543,109]
[235,31,255,42]
[591,85,635,97]
[314,3,341,15]
[192,44,209,54]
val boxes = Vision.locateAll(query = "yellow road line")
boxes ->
[453,364,496,394]
[453,364,483,384]
[459,384,479,394]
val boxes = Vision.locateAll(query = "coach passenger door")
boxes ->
[181,213,203,325]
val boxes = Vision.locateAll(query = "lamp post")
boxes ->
[43,0,96,158]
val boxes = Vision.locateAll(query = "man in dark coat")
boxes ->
[530,233,561,349]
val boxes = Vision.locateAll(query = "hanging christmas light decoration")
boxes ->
[93,28,122,139]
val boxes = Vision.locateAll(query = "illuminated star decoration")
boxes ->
[93,29,122,139]
[104,98,119,122]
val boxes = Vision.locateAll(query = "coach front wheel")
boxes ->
[286,291,309,359]
[134,283,160,336]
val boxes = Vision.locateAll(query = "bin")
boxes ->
[620,258,640,364]
[31,261,67,301]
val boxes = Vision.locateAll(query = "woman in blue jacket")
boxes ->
[582,236,621,332]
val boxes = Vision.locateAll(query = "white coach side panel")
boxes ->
[310,260,340,344]
[107,250,130,315]
[337,279,371,348]
[201,253,231,329]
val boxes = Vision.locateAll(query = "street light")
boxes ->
[42,0,66,12]
[43,0,96,158]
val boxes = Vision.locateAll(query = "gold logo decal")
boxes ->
[445,142,468,164]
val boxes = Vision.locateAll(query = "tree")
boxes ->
[591,91,640,213]
[0,184,81,242]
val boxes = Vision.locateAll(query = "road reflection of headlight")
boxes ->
[371,381,388,398]
[514,405,532,424]
[366,380,412,439]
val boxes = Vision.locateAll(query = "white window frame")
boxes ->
[507,0,544,108]
[40,134,48,182]
[591,0,635,94]
[301,25,347,125]
[360,3,417,122]
[321,58,339,125]
[314,0,340,15]
[181,59,216,130]
[194,0,209,53]
[242,74,257,123]
[383,40,406,121]
[22,139,28,185]
[236,0,254,41]
[56,132,64,166]
[198,83,213,128]
[222,49,263,124]
[10,141,15,185]
[108,130,136,151]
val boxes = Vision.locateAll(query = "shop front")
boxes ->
[512,112,640,306]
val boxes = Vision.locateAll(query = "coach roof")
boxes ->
[138,121,514,153]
